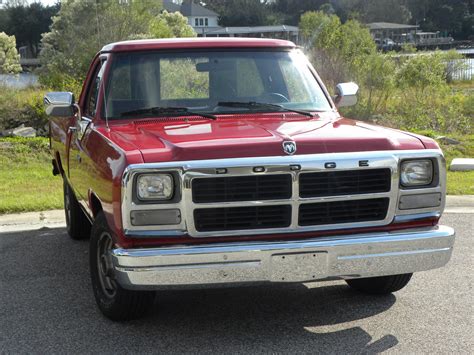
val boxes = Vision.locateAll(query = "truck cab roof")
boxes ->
[100,37,296,53]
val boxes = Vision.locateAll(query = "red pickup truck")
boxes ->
[45,38,455,321]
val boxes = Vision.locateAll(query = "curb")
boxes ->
[1,196,472,233]
[0,210,66,233]
[444,195,474,214]
[450,158,474,172]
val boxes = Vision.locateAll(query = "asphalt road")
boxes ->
[1,214,472,354]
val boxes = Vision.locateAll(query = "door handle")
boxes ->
[68,126,77,133]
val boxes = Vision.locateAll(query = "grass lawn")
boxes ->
[442,134,474,195]
[0,137,63,214]
[0,134,473,214]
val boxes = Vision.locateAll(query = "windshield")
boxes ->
[104,50,332,119]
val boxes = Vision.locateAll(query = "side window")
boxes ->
[86,60,106,117]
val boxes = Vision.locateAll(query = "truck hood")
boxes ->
[104,113,427,163]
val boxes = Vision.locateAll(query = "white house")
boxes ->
[163,0,299,42]
[163,0,220,34]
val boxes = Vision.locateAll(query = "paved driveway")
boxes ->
[0,214,472,353]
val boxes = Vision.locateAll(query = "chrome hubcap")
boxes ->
[97,232,117,298]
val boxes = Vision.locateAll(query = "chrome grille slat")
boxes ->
[121,150,445,238]
[192,174,292,203]
[299,168,391,198]
[299,198,390,226]
[194,205,292,232]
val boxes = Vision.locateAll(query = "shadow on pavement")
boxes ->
[0,227,398,353]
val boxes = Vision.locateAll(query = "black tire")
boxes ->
[346,273,413,295]
[90,212,155,321]
[63,180,91,240]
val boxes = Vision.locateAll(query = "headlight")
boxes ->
[400,160,433,187]
[136,174,173,200]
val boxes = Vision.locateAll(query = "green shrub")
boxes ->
[0,86,49,134]
[396,52,447,93]
[0,32,22,74]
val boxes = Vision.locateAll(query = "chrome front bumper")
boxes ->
[111,225,455,290]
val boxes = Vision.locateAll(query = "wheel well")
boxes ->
[90,193,103,218]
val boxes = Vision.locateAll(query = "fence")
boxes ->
[450,58,474,81]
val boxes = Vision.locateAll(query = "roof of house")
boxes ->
[163,0,218,17]
[162,0,180,13]
[204,25,299,35]
[368,22,419,30]
[101,38,296,53]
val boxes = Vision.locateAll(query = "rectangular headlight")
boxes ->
[400,160,433,187]
[136,173,174,200]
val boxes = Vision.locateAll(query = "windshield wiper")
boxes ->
[217,101,314,118]
[121,106,216,120]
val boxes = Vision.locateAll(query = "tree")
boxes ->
[299,11,376,86]
[407,0,473,39]
[0,2,59,58]
[205,0,270,26]
[150,10,196,38]
[271,0,328,25]
[39,0,194,90]
[202,0,286,26]
[319,3,336,15]
[0,32,22,74]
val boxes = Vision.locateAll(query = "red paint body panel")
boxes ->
[101,38,296,53]
[97,114,424,164]
[49,39,436,249]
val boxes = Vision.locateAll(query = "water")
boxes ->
[0,73,39,89]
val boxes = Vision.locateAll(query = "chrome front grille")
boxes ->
[122,150,446,238]
[192,171,391,232]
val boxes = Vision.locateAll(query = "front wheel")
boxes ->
[346,274,413,295]
[90,212,155,321]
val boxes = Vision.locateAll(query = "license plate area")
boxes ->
[270,251,328,282]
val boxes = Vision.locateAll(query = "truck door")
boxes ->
[68,59,106,207]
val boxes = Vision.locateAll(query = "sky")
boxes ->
[28,0,59,5]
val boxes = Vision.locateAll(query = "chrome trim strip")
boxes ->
[337,247,451,260]
[124,229,186,237]
[121,149,446,238]
[393,212,441,223]
[111,225,455,290]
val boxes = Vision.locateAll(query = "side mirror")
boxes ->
[334,82,359,108]
[44,92,75,117]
